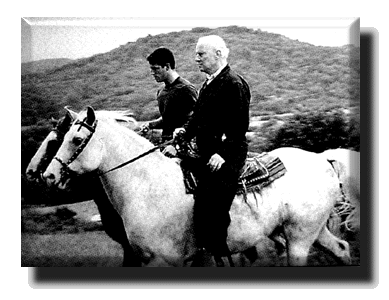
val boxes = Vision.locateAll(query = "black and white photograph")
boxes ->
[21,17,362,271]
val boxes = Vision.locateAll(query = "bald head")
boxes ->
[195,35,229,75]
[196,35,230,59]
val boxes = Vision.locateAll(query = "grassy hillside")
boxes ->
[21,26,360,204]
[21,26,359,124]
[21,58,73,75]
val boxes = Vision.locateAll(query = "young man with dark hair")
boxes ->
[142,47,198,157]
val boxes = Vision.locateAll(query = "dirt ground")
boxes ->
[21,200,360,267]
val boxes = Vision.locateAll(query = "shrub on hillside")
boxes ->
[266,111,360,152]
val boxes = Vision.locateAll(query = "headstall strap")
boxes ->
[75,118,97,133]
[54,156,67,168]
[54,118,98,173]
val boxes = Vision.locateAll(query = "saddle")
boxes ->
[236,152,287,195]
[179,148,287,196]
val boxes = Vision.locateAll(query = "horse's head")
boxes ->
[25,108,75,182]
[43,106,104,189]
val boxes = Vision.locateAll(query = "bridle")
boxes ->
[54,117,98,177]
[53,117,173,178]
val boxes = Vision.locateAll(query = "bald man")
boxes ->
[174,35,251,267]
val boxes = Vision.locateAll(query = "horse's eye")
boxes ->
[72,137,83,146]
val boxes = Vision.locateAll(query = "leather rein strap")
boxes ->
[97,138,174,177]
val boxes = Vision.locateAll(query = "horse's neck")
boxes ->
[97,120,191,224]
[98,121,152,171]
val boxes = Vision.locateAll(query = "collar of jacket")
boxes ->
[201,64,231,90]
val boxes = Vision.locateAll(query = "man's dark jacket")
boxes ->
[184,65,250,170]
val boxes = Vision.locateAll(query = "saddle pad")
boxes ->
[236,152,287,195]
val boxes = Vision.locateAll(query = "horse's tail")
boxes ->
[325,156,360,234]
[341,174,360,231]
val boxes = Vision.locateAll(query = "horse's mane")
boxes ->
[82,109,156,150]
[95,110,138,126]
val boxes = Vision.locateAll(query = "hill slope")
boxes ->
[21,26,359,126]
[21,58,73,76]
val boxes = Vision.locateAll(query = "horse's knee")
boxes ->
[287,243,310,266]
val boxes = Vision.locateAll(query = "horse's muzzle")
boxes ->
[26,169,42,183]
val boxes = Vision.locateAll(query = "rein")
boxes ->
[97,138,174,176]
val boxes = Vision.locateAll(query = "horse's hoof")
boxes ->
[341,255,352,265]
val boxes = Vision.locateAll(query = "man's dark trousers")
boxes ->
[192,161,243,257]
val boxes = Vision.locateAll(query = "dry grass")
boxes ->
[21,232,123,267]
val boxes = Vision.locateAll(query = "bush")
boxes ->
[266,111,360,152]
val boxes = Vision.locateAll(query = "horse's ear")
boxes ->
[63,110,73,125]
[64,106,78,121]
[50,117,58,127]
[86,106,96,126]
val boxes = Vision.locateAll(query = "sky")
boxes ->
[21,17,360,63]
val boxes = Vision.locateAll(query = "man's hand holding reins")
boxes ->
[173,128,186,140]
[162,145,177,158]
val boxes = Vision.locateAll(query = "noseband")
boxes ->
[54,117,98,177]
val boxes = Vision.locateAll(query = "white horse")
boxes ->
[25,107,143,266]
[43,106,353,267]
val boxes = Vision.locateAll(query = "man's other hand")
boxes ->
[162,145,177,158]
[207,153,225,172]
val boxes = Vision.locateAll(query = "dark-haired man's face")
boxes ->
[149,64,168,83]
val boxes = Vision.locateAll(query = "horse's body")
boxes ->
[320,148,360,231]
[43,107,352,266]
[26,109,143,266]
